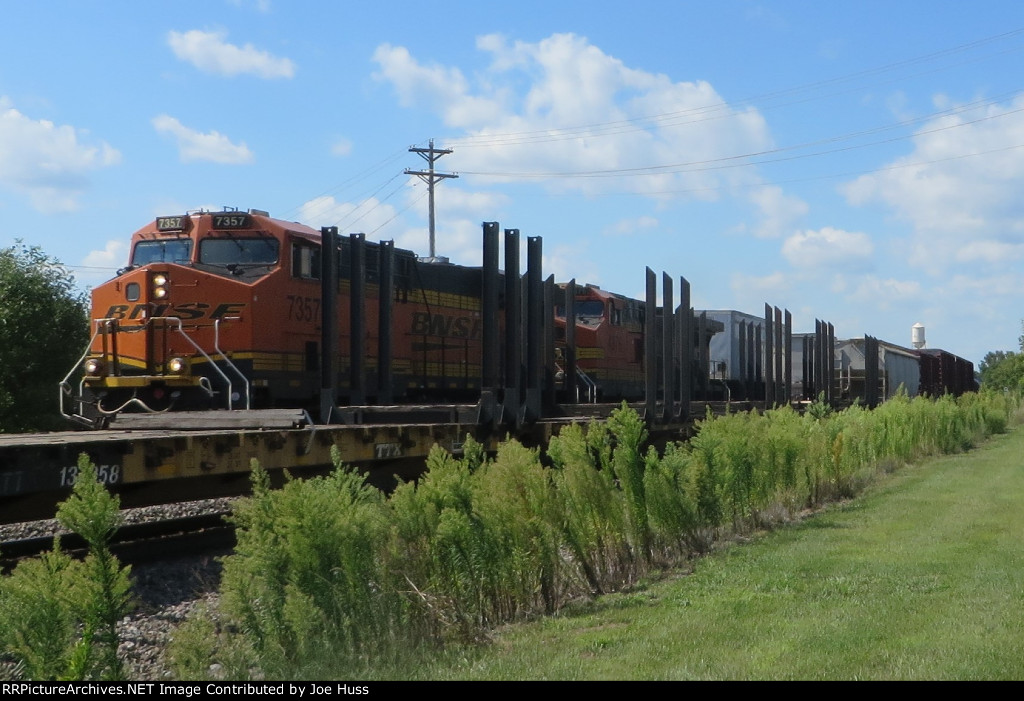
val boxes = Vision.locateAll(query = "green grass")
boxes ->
[419,427,1024,681]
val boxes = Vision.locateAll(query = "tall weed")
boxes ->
[0,454,132,681]
[217,451,402,678]
[549,422,631,593]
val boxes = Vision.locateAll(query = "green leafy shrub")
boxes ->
[217,453,403,678]
[0,454,132,681]
[548,421,630,593]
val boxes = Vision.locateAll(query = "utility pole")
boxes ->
[406,139,458,260]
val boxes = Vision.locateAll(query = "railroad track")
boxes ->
[0,511,235,574]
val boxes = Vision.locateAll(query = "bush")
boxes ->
[0,454,132,680]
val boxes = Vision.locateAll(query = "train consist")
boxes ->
[60,208,976,428]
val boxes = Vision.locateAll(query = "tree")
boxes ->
[978,321,1024,392]
[0,242,89,432]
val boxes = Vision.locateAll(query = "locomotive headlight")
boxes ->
[84,358,104,376]
[167,357,187,374]
[151,273,169,299]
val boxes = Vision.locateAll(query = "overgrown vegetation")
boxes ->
[167,389,1019,680]
[0,455,133,680]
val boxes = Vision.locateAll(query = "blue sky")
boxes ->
[3,1,1024,366]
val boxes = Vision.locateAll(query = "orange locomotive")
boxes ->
[554,284,647,402]
[61,208,492,426]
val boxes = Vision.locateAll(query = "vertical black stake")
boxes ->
[827,322,835,406]
[645,268,656,423]
[544,274,555,412]
[775,306,784,406]
[784,309,792,406]
[349,233,366,406]
[679,276,691,420]
[481,222,500,392]
[319,226,339,423]
[754,323,762,401]
[565,279,577,402]
[525,236,543,423]
[662,273,674,423]
[377,240,394,405]
[699,311,709,401]
[478,222,500,426]
[503,229,521,427]
[764,303,774,406]
[738,320,747,401]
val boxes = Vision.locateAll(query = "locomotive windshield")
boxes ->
[575,300,606,318]
[132,239,193,265]
[556,300,606,321]
[199,237,279,265]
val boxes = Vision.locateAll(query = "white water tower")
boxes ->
[912,322,926,349]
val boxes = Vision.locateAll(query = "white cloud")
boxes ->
[372,44,503,126]
[373,33,773,202]
[0,98,120,212]
[545,243,601,287]
[398,183,512,263]
[152,115,254,164]
[750,185,808,238]
[298,195,399,234]
[842,93,1024,274]
[729,271,791,309]
[330,138,353,157]
[82,239,127,269]
[782,226,873,269]
[228,0,272,12]
[415,185,509,218]
[394,217,485,266]
[76,240,128,287]
[604,216,659,237]
[847,275,922,310]
[948,272,1023,298]
[167,29,295,79]
[954,239,1024,264]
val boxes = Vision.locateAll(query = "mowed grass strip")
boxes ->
[426,427,1024,680]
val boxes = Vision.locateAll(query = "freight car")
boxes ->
[697,314,978,406]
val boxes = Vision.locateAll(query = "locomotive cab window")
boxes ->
[132,239,193,266]
[292,242,321,279]
[575,300,605,320]
[199,237,279,266]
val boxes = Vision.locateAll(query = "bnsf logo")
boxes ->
[411,312,481,339]
[102,303,246,321]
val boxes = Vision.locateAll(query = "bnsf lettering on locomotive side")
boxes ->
[210,303,246,319]
[105,304,130,319]
[410,312,481,339]
[103,303,245,320]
